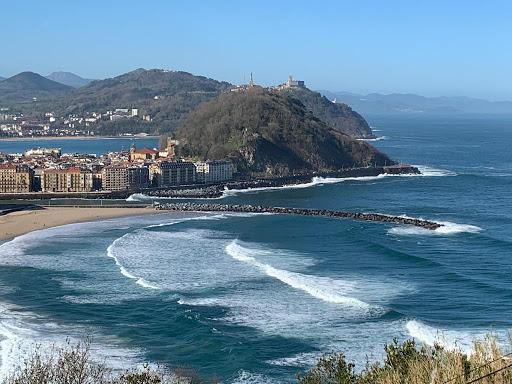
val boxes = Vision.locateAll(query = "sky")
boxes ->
[1,0,512,100]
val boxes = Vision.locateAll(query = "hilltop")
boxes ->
[0,69,375,139]
[0,72,72,102]
[46,71,93,88]
[280,87,373,138]
[177,87,392,177]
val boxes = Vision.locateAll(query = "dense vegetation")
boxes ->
[280,88,373,138]
[177,87,391,177]
[5,336,511,384]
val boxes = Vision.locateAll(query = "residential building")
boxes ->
[195,160,233,183]
[157,161,196,187]
[41,168,93,192]
[102,164,149,191]
[0,163,34,193]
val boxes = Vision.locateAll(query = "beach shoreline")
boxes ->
[0,206,158,241]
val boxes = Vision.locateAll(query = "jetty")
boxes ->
[155,203,442,230]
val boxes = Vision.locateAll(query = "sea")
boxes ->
[0,114,511,383]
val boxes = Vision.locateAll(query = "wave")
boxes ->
[106,235,161,290]
[389,218,482,236]
[357,136,387,142]
[406,320,477,354]
[225,241,378,312]
[414,165,457,177]
[231,370,278,384]
[0,302,141,379]
[127,165,457,200]
[266,352,321,367]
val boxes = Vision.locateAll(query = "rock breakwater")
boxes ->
[155,203,442,230]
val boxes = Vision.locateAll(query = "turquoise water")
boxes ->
[0,114,511,382]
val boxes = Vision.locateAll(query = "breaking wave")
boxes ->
[225,240,377,312]
[389,219,482,236]
[107,236,161,290]
[406,320,477,354]
[357,136,387,141]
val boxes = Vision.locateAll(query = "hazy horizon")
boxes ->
[2,0,511,101]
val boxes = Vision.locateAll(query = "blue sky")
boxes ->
[2,0,511,100]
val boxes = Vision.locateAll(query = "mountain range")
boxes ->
[320,90,512,115]
[0,69,374,138]
[0,72,72,102]
[46,71,93,88]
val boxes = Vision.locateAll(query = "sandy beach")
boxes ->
[0,207,158,241]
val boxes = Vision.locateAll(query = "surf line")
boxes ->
[154,203,443,230]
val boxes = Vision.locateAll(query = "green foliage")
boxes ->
[297,353,357,384]
[176,87,391,176]
[280,88,372,138]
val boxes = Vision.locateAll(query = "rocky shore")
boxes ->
[144,165,420,199]
[155,202,442,230]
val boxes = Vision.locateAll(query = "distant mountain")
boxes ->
[49,68,233,134]
[0,76,4,81]
[177,87,391,177]
[0,72,72,103]
[280,87,374,138]
[46,71,93,88]
[320,91,512,115]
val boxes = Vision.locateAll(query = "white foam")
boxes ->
[415,165,457,177]
[231,370,278,384]
[127,165,456,201]
[389,219,482,236]
[357,136,387,141]
[107,234,161,290]
[266,352,321,367]
[225,241,375,311]
[0,302,142,379]
[406,320,477,354]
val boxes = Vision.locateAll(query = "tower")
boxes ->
[248,73,254,87]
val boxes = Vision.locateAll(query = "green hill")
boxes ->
[0,72,72,103]
[177,87,392,177]
[280,87,374,138]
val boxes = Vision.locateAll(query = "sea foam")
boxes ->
[406,320,477,354]
[388,218,482,236]
[225,240,376,311]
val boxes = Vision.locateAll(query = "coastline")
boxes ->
[0,135,159,142]
[0,206,157,241]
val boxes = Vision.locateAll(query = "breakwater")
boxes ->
[155,203,442,230]
[145,164,420,199]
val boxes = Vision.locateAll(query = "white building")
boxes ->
[195,160,233,183]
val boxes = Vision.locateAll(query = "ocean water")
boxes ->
[0,137,158,156]
[0,114,512,382]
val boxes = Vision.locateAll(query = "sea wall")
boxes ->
[0,165,420,201]
[155,202,442,230]
[145,165,420,199]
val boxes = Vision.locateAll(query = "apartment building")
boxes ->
[0,163,34,193]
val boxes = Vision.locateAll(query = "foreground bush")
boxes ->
[298,336,512,384]
[4,335,512,384]
[3,340,194,384]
